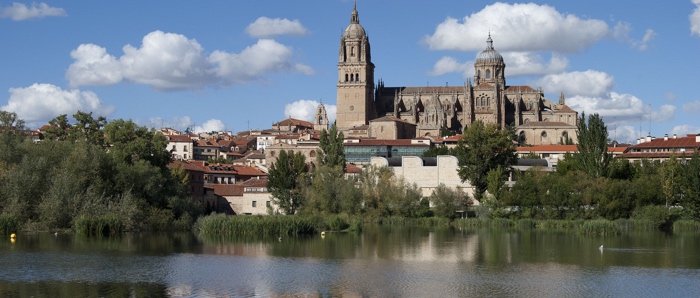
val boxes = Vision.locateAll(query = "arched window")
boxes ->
[355,74,359,81]
[541,131,548,142]
[345,74,349,82]
[351,46,355,57]
[309,150,316,158]
[519,131,526,144]
[477,70,481,78]
[486,69,491,79]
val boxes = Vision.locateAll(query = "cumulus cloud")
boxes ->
[612,22,656,51]
[245,17,309,38]
[0,2,66,21]
[194,119,226,133]
[670,124,700,136]
[568,92,675,123]
[428,56,471,76]
[422,2,608,53]
[691,0,700,36]
[682,101,700,113]
[503,52,568,76]
[66,30,313,90]
[536,70,614,97]
[429,52,567,78]
[1,83,114,126]
[284,100,337,125]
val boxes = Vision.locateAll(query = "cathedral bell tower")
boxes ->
[336,2,375,130]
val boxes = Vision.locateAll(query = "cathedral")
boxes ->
[335,3,578,146]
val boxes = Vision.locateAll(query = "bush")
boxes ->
[195,214,320,238]
[631,205,671,230]
[325,215,350,231]
[672,220,700,232]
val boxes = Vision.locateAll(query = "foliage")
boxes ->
[430,184,471,219]
[301,164,361,215]
[358,165,423,218]
[631,205,672,230]
[453,121,518,202]
[422,145,451,157]
[680,153,700,220]
[577,219,621,236]
[317,123,346,171]
[574,113,612,178]
[195,214,320,238]
[267,150,308,214]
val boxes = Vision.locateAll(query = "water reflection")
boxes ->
[1,228,700,297]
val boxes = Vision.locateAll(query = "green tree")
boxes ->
[44,114,71,141]
[72,111,107,146]
[680,153,700,220]
[453,121,518,202]
[575,112,611,178]
[317,123,346,171]
[430,184,471,219]
[302,164,361,215]
[103,119,170,168]
[422,145,450,157]
[660,155,682,208]
[268,150,308,214]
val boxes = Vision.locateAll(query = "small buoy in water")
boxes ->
[321,231,326,236]
[278,236,282,242]
[10,233,16,239]
[599,244,604,250]
[54,232,58,236]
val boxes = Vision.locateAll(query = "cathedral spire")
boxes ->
[351,1,359,24]
[559,91,566,105]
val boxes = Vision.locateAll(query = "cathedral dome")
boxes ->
[344,23,366,39]
[475,35,503,64]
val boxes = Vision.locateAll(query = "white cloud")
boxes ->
[670,124,700,137]
[66,44,123,88]
[691,0,700,36]
[147,116,194,131]
[536,70,614,97]
[612,22,656,51]
[0,2,66,21]
[1,83,114,127]
[608,124,640,144]
[66,31,313,90]
[503,52,568,77]
[210,39,314,85]
[193,119,226,133]
[245,17,309,38]
[284,100,337,125]
[682,101,700,113]
[428,56,471,76]
[422,2,608,53]
[568,92,675,123]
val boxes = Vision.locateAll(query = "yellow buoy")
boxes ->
[10,233,16,239]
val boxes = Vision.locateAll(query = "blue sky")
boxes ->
[1,0,700,143]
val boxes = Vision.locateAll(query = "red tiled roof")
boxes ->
[233,166,267,176]
[627,135,700,149]
[505,86,537,93]
[168,135,192,142]
[346,163,362,174]
[556,105,577,113]
[210,184,241,196]
[167,160,204,172]
[241,176,268,187]
[273,118,313,128]
[517,145,629,154]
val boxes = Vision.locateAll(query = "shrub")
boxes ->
[631,205,671,230]
[0,214,19,235]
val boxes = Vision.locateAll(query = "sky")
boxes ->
[1,0,700,144]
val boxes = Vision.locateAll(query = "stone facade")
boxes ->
[371,155,479,205]
[335,4,578,145]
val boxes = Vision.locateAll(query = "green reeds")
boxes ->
[74,215,123,237]
[672,220,700,232]
[195,214,321,238]
[577,219,621,236]
[0,214,19,235]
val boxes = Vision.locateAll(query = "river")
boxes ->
[1,226,699,297]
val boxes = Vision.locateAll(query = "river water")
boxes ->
[1,226,699,297]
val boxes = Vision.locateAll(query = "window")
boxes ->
[266,201,271,207]
[355,74,359,81]
[486,69,491,79]
[252,201,257,207]
[345,74,349,82]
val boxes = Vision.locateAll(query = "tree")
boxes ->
[268,150,308,214]
[660,154,682,208]
[317,123,346,171]
[72,111,107,146]
[453,121,518,202]
[302,164,361,215]
[430,184,471,219]
[103,119,171,169]
[680,153,700,220]
[575,112,611,178]
[422,145,450,157]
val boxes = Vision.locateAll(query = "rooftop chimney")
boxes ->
[696,134,700,143]
[673,134,677,139]
[646,135,652,142]
[664,134,668,141]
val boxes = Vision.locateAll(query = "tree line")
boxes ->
[0,111,201,233]
[269,114,700,228]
